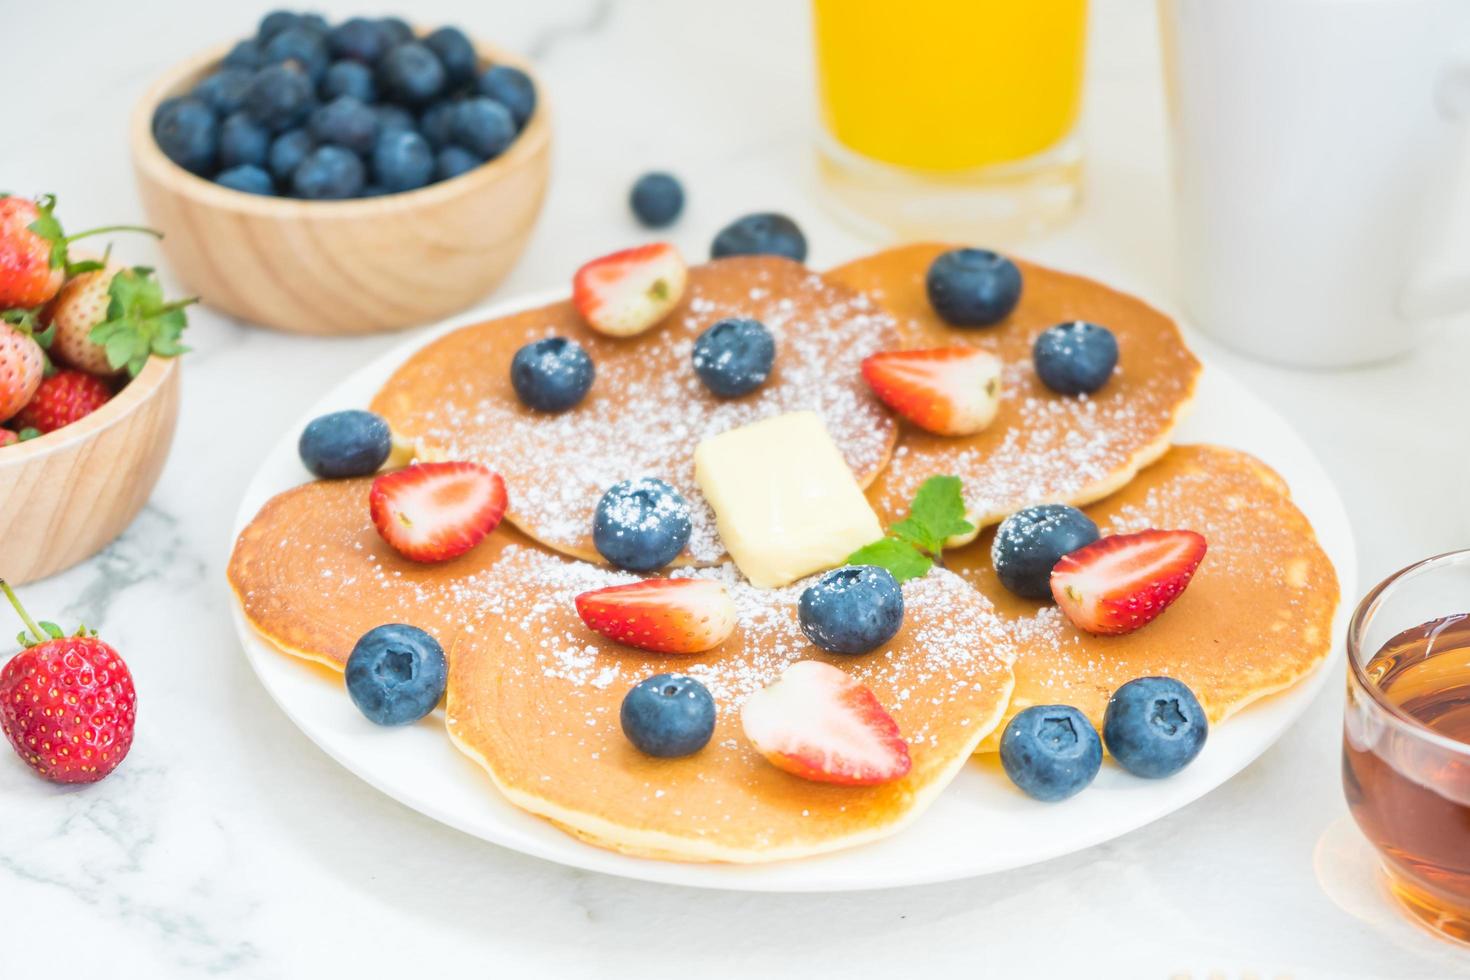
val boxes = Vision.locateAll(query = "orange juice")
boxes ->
[813,0,1088,172]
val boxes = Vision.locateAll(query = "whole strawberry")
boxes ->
[44,262,192,377]
[0,194,158,311]
[0,428,16,447]
[0,580,137,784]
[0,322,45,422]
[12,369,112,433]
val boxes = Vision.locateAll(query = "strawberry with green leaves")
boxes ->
[44,263,193,376]
[0,579,137,784]
[0,194,157,311]
[846,475,974,582]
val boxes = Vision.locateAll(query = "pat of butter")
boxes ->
[694,411,883,589]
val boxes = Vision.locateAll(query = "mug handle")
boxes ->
[1399,61,1470,319]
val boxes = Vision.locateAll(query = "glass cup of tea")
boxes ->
[1343,550,1470,944]
[810,0,1088,243]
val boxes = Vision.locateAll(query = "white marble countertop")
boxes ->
[6,1,1470,976]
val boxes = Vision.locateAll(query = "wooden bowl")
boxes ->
[0,357,181,585]
[129,40,551,335]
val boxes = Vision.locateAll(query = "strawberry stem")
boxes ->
[0,579,44,645]
[64,225,162,244]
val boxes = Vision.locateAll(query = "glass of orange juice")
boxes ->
[812,0,1087,242]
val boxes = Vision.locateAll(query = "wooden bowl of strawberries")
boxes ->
[0,195,187,585]
[128,15,551,335]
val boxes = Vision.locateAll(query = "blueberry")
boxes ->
[298,409,392,478]
[925,248,1022,327]
[691,317,774,398]
[476,65,536,128]
[374,104,417,136]
[267,127,314,183]
[371,130,434,192]
[1033,321,1119,396]
[345,624,447,727]
[418,101,458,148]
[798,565,904,655]
[450,97,515,160]
[710,212,806,262]
[153,97,218,175]
[593,478,691,571]
[223,39,263,70]
[215,165,275,196]
[292,145,366,200]
[1103,677,1208,778]
[379,42,447,106]
[299,13,329,35]
[424,26,478,85]
[309,95,378,155]
[436,145,480,181]
[193,67,254,116]
[151,96,185,137]
[257,10,301,42]
[620,673,716,758]
[360,184,390,198]
[378,17,414,47]
[999,705,1103,802]
[328,17,391,63]
[630,172,684,228]
[511,336,594,412]
[245,63,316,131]
[991,504,1099,599]
[218,112,271,170]
[263,25,330,83]
[321,59,377,103]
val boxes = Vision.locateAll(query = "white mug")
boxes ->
[1159,0,1470,367]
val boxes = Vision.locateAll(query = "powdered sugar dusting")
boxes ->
[387,263,898,562]
[466,544,1017,744]
[884,358,1152,520]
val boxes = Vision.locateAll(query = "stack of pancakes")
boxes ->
[228,244,1338,863]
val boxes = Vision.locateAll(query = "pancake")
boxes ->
[940,444,1338,751]
[226,476,536,670]
[228,477,1017,861]
[445,552,1017,863]
[370,256,901,567]
[826,243,1201,529]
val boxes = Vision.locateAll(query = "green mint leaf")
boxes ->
[889,516,940,555]
[845,537,933,583]
[906,475,973,544]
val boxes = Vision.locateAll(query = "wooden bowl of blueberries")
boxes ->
[130,12,550,335]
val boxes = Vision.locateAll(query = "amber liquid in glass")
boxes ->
[1344,614,1470,939]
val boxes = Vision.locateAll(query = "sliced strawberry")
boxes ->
[575,578,736,654]
[369,461,507,563]
[1050,529,1207,636]
[572,242,688,337]
[741,660,911,786]
[860,347,1003,436]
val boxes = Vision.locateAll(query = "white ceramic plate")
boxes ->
[231,290,1357,892]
